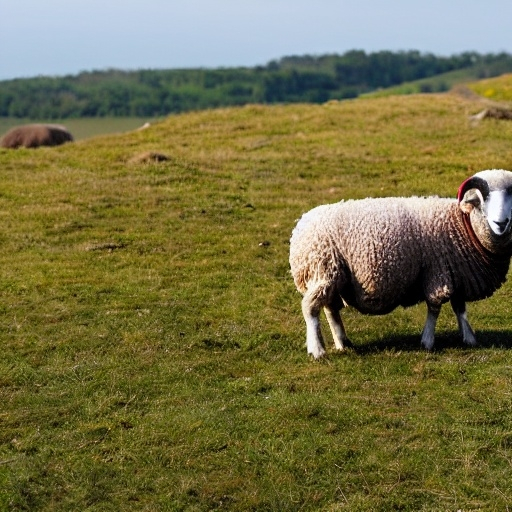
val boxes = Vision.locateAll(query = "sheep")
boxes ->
[289,169,512,358]
[0,124,73,149]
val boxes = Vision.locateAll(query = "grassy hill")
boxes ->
[2,87,512,510]
[365,68,512,100]
[467,73,512,102]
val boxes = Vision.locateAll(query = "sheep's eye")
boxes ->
[465,195,481,207]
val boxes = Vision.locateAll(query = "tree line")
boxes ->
[1,50,512,119]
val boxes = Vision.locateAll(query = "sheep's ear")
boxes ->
[457,176,489,214]
[459,190,483,214]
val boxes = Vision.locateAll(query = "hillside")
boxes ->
[2,90,512,510]
[467,73,512,102]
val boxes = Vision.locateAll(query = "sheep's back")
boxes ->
[290,196,456,311]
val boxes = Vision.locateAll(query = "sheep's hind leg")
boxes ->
[450,298,476,346]
[324,306,352,350]
[301,287,327,359]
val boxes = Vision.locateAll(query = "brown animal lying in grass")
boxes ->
[1,124,74,149]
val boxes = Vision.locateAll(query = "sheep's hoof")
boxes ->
[332,338,353,351]
[462,335,477,347]
[420,333,435,351]
[342,338,354,349]
[308,347,327,359]
[333,344,353,353]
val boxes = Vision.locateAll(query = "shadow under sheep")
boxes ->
[350,329,512,355]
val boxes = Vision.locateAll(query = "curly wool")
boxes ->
[289,196,509,315]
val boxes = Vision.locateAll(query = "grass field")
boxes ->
[2,84,512,510]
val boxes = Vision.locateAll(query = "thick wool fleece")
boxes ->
[289,196,510,315]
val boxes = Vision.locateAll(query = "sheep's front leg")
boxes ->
[421,304,441,350]
[324,306,352,350]
[450,298,477,346]
[301,291,326,359]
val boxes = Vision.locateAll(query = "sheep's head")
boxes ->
[458,169,512,254]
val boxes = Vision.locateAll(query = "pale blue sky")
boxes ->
[1,0,511,80]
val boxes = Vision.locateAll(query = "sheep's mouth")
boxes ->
[490,219,511,236]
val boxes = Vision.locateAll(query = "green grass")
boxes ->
[363,68,512,103]
[361,67,487,99]
[2,90,512,510]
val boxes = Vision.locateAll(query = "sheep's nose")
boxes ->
[494,219,510,232]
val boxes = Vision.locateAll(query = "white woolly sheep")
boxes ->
[289,169,512,358]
